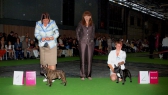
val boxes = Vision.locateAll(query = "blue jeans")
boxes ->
[15,50,23,59]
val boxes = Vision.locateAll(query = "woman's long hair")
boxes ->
[81,11,93,26]
[41,12,50,24]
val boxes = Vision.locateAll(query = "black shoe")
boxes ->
[30,56,35,59]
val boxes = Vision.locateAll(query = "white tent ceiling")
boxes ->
[109,0,168,20]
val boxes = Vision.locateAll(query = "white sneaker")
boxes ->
[43,78,47,82]
[43,78,55,82]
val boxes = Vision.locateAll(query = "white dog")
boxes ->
[159,54,163,59]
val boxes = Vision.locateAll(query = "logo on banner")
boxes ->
[26,71,36,85]
[149,71,158,84]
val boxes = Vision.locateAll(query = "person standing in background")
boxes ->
[7,31,15,45]
[107,36,112,53]
[34,12,59,82]
[148,32,155,59]
[76,11,95,80]
[162,34,168,59]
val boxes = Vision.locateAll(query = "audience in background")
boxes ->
[22,37,33,59]
[13,33,19,43]
[29,39,39,58]
[0,30,167,60]
[71,39,78,56]
[6,41,14,59]
[7,31,15,45]
[0,37,6,60]
[58,35,65,49]
[14,37,23,60]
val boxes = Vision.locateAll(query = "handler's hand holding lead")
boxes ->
[42,38,46,42]
[50,37,54,40]
[45,37,50,41]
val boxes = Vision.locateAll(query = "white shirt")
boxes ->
[162,37,168,47]
[8,45,12,49]
[107,50,126,70]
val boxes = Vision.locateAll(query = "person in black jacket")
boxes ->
[148,32,155,59]
[7,31,15,45]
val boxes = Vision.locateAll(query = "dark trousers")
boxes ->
[79,42,94,78]
[94,46,99,55]
[149,47,154,58]
[15,50,23,59]
[162,47,168,59]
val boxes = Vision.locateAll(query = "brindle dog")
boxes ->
[41,64,67,87]
[114,64,132,85]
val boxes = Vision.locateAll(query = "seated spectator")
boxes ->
[14,38,23,60]
[130,42,137,52]
[142,42,149,52]
[6,41,14,59]
[7,31,15,45]
[13,33,19,43]
[0,37,6,60]
[29,39,39,58]
[72,39,78,56]
[22,37,33,59]
[58,35,65,49]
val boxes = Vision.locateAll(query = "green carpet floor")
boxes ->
[0,77,167,95]
[0,53,167,95]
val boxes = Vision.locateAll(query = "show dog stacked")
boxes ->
[114,64,132,85]
[41,64,67,87]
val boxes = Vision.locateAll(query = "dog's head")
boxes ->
[114,64,121,73]
[41,64,49,75]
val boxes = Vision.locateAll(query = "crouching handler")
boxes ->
[107,40,126,81]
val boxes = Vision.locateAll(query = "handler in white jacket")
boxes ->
[107,40,126,81]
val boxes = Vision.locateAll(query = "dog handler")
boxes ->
[107,40,126,81]
[34,12,59,82]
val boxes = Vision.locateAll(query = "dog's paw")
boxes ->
[116,82,119,83]
[130,81,132,82]
[122,83,125,85]
[64,83,66,86]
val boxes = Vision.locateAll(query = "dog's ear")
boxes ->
[114,64,117,68]
[45,64,48,68]
[41,65,44,68]
[118,65,121,69]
